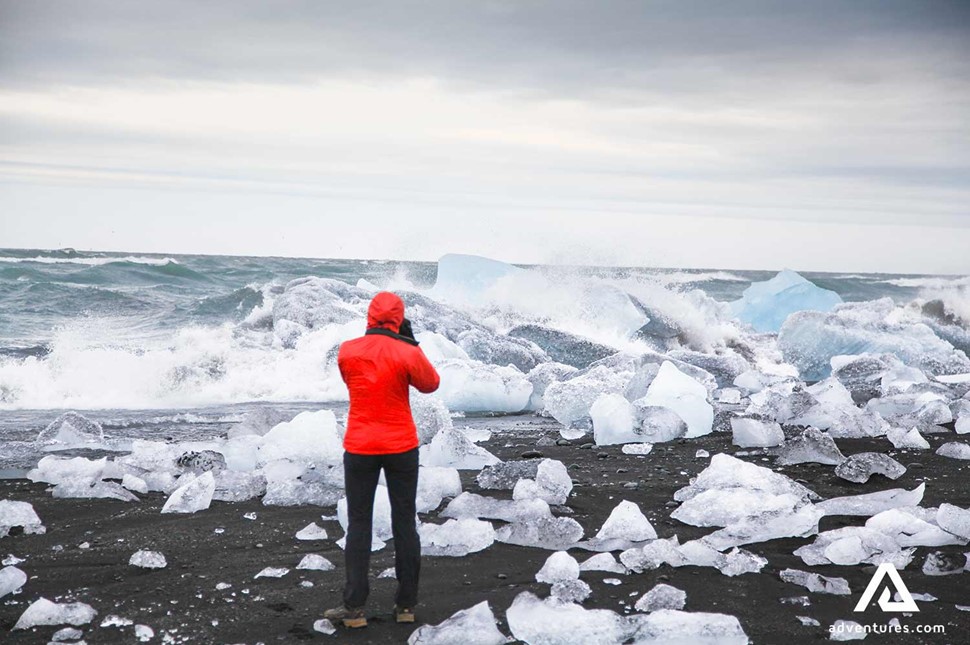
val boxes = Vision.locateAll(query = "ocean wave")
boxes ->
[0,255,180,266]
[881,275,970,289]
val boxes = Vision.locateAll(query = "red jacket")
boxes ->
[338,291,440,454]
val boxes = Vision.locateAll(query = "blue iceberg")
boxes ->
[431,254,523,305]
[730,269,842,333]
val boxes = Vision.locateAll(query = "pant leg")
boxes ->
[342,450,382,609]
[381,448,421,607]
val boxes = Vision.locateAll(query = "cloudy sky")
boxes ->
[1,1,968,273]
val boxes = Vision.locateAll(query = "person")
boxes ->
[324,291,440,629]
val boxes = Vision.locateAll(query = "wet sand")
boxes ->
[1,415,969,644]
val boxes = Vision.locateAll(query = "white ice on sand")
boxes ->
[641,361,713,438]
[795,527,915,568]
[434,359,532,413]
[865,509,967,547]
[13,597,97,630]
[620,535,767,577]
[0,500,45,537]
[0,565,27,598]
[780,569,851,595]
[313,618,337,635]
[506,591,626,645]
[817,484,925,517]
[420,427,500,470]
[297,554,335,571]
[161,471,215,514]
[129,550,167,569]
[886,427,930,450]
[577,500,657,551]
[937,442,970,460]
[416,466,462,513]
[419,519,495,557]
[512,459,572,506]
[834,453,905,484]
[579,553,626,574]
[255,567,289,578]
[535,551,580,584]
[634,583,687,612]
[407,601,508,645]
[731,417,785,448]
[295,522,328,541]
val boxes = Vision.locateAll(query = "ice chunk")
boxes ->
[407,601,508,645]
[544,364,634,435]
[829,620,867,641]
[795,527,915,568]
[921,551,968,576]
[590,394,635,445]
[313,618,337,635]
[832,354,896,404]
[702,504,824,549]
[619,536,766,577]
[730,269,842,333]
[456,328,548,372]
[435,359,532,413]
[511,326,617,371]
[476,461,539,490]
[228,408,294,439]
[865,509,967,547]
[817,484,925,517]
[416,466,462,513]
[420,427,500,469]
[257,410,343,467]
[13,597,96,629]
[415,331,470,363]
[634,584,687,612]
[297,554,335,571]
[0,500,46,537]
[419,519,495,556]
[28,455,106,486]
[886,426,930,450]
[773,428,846,466]
[411,394,453,445]
[622,443,654,455]
[624,608,749,644]
[526,362,579,411]
[579,553,626,574]
[512,459,572,506]
[212,470,266,503]
[780,569,851,595]
[255,567,289,578]
[674,454,818,503]
[161,471,215,514]
[35,411,108,451]
[731,417,784,448]
[495,516,585,550]
[0,565,27,599]
[593,500,657,542]
[506,592,625,645]
[937,503,970,540]
[431,253,523,304]
[672,489,805,528]
[551,579,592,603]
[936,442,970,460]
[295,523,328,541]
[51,626,84,641]
[642,362,713,438]
[121,474,149,494]
[442,492,552,523]
[835,453,905,483]
[536,551,579,584]
[129,550,167,569]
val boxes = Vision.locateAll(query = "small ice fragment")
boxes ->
[300,580,314,588]
[773,428,845,466]
[243,512,257,520]
[215,582,231,590]
[922,551,968,576]
[621,443,654,455]
[78,542,90,549]
[135,624,154,641]
[535,551,580,584]
[579,553,626,574]
[886,427,929,450]
[13,597,97,629]
[295,522,328,541]
[512,459,572,506]
[2,554,25,565]
[797,616,820,626]
[731,417,784,448]
[406,601,507,645]
[297,554,335,571]
[936,442,970,460]
[829,619,866,640]
[313,618,337,635]
[214,527,225,534]
[0,566,27,599]
[51,626,83,641]
[634,583,686,612]
[129,550,167,569]
[254,567,289,578]
[695,449,709,459]
[895,591,935,602]
[101,614,134,627]
[835,453,905,483]
[551,579,592,602]
[781,596,811,606]
[817,483,925,517]
[160,471,215,514]
[780,569,851,595]
[476,460,540,490]
[378,567,396,578]
[419,518,495,557]
[603,578,622,585]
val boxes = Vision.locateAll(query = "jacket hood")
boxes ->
[366,291,405,332]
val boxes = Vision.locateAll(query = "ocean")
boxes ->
[1,247,967,472]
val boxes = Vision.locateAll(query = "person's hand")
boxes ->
[398,318,415,340]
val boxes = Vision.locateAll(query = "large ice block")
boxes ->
[730,269,842,333]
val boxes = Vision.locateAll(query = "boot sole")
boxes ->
[396,614,415,624]
[343,617,368,628]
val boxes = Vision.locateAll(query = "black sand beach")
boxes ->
[2,415,969,644]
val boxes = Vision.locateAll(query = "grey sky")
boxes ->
[1,1,968,272]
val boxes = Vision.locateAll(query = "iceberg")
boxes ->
[13,597,97,630]
[634,583,687,612]
[430,253,523,305]
[730,269,842,333]
[831,354,896,404]
[641,361,713,438]
[419,519,495,557]
[779,569,851,595]
[834,453,905,483]
[773,428,846,466]
[730,417,785,448]
[161,471,215,514]
[510,325,617,370]
[435,359,532,413]
[456,329,548,372]
[407,601,508,645]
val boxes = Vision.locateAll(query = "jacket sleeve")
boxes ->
[408,347,441,393]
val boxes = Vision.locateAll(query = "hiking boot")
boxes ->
[394,606,415,623]
[323,605,367,628]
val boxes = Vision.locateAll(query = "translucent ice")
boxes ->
[161,471,215,514]
[122,474,149,494]
[702,504,824,549]
[257,410,343,467]
[297,554,335,571]
[835,453,906,483]
[420,427,501,470]
[590,394,636,445]
[886,427,930,450]
[674,454,818,503]
[313,618,337,635]
[730,269,842,333]
[228,408,295,439]
[536,551,580,584]
[544,364,634,434]
[817,484,925,517]
[0,500,46,537]
[829,619,867,641]
[551,579,592,603]
[634,584,687,612]
[773,428,846,466]
[795,527,915,568]
[13,597,97,629]
[731,417,784,448]
[642,361,713,438]
[456,328,548,373]
[419,519,495,557]
[494,516,585,550]
[579,553,626,574]
[435,359,532,413]
[476,460,539,490]
[407,601,508,645]
[411,394,454,445]
[622,443,655,455]
[416,466,462,513]
[624,608,749,644]
[512,459,572,506]
[431,253,523,304]
[442,492,552,523]
[594,500,657,542]
[254,567,289,578]
[936,442,970,460]
[213,470,266,503]
[28,455,106,486]
[0,565,27,599]
[780,569,851,595]
[672,489,805,528]
[506,592,625,645]
[865,509,967,547]
[936,503,970,540]
[526,362,579,411]
[619,535,766,577]
[129,550,167,569]
[35,411,108,451]
[295,523,328,541]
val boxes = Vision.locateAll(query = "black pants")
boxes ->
[343,448,420,609]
